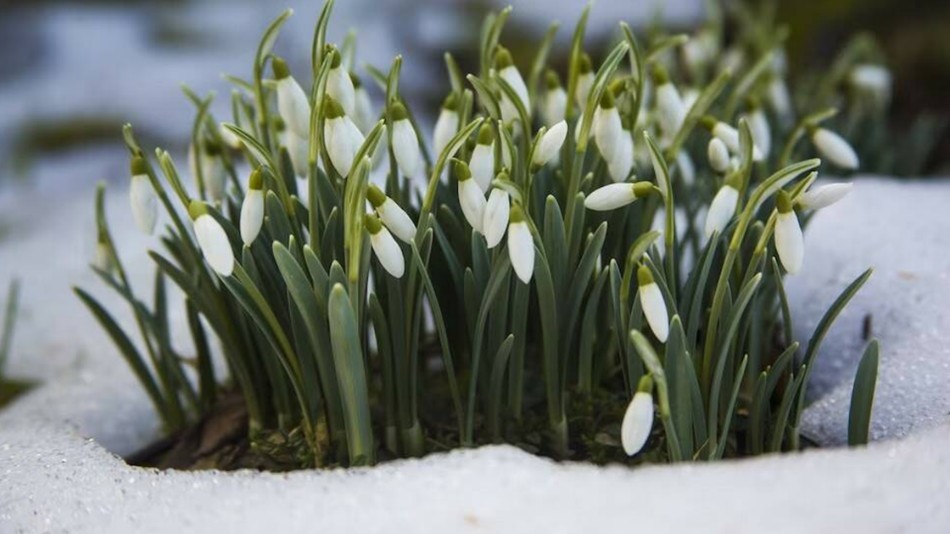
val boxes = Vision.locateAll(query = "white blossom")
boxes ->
[326,49,356,117]
[607,129,634,183]
[748,107,771,157]
[496,47,530,113]
[433,94,460,158]
[797,182,853,211]
[456,162,487,233]
[240,171,265,246]
[594,91,622,161]
[621,388,654,456]
[219,122,243,149]
[129,157,157,234]
[705,184,739,238]
[575,54,594,109]
[774,191,804,275]
[849,64,891,102]
[767,75,792,118]
[638,265,669,342]
[191,203,234,277]
[352,74,375,133]
[366,215,405,278]
[273,58,311,139]
[542,71,567,126]
[391,103,425,179]
[532,120,567,169]
[286,131,309,178]
[707,137,730,173]
[654,68,687,139]
[323,97,365,177]
[483,188,510,249]
[507,205,534,284]
[676,150,695,186]
[584,182,653,211]
[469,125,495,193]
[811,128,859,170]
[367,184,416,243]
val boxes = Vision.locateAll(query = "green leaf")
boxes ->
[487,335,515,440]
[848,340,880,446]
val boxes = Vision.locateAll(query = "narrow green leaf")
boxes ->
[848,339,880,446]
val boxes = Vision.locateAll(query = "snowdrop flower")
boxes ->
[273,57,311,139]
[365,214,405,278]
[607,126,634,183]
[810,127,859,170]
[286,131,309,178]
[797,182,853,211]
[367,184,415,243]
[390,102,425,179]
[240,169,265,246]
[469,124,495,193]
[93,237,112,272]
[707,137,731,173]
[542,70,567,126]
[323,96,365,177]
[621,375,655,456]
[676,150,695,186]
[747,102,772,157]
[483,186,510,249]
[681,88,700,111]
[594,90,622,161]
[455,160,486,233]
[575,53,594,109]
[705,180,740,238]
[653,66,686,140]
[702,116,762,161]
[201,143,227,202]
[849,64,891,103]
[189,201,234,277]
[507,204,534,284]
[766,74,792,119]
[325,47,356,117]
[219,122,242,149]
[129,156,157,234]
[495,46,530,113]
[774,190,804,275]
[638,265,669,342]
[351,74,375,133]
[584,181,654,211]
[433,93,460,159]
[531,120,567,170]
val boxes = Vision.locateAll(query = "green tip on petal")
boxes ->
[700,115,718,131]
[188,200,208,220]
[204,140,222,156]
[452,159,472,182]
[273,116,286,131]
[636,374,654,393]
[578,53,593,74]
[442,92,459,111]
[248,168,264,190]
[323,96,345,119]
[633,181,653,198]
[477,123,495,145]
[272,57,290,80]
[130,155,148,176]
[350,72,363,88]
[609,78,627,98]
[745,95,761,110]
[544,70,561,90]
[599,89,616,109]
[363,213,383,234]
[777,190,793,213]
[367,184,387,208]
[390,101,409,121]
[651,64,670,85]
[494,46,514,69]
[326,46,342,68]
[637,264,654,286]
[509,203,526,223]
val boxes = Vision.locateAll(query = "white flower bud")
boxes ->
[469,125,496,193]
[705,184,739,238]
[594,91,622,161]
[575,55,594,109]
[240,172,265,246]
[352,76,375,133]
[584,182,653,211]
[542,76,567,126]
[433,94,460,159]
[286,131,309,178]
[638,265,669,342]
[191,204,234,277]
[708,137,731,173]
[496,47,530,112]
[621,388,654,456]
[767,76,792,118]
[323,97,365,178]
[532,121,567,168]
[273,59,312,139]
[219,122,242,149]
[774,191,804,275]
[656,80,686,138]
[129,157,157,235]
[811,128,859,170]
[676,150,695,186]
[797,182,852,211]
[849,64,891,102]
[607,130,634,183]
[456,162,487,233]
[483,188,510,249]
[366,215,405,278]
[507,205,534,284]
[203,150,227,202]
[367,184,416,244]
[748,108,771,157]
[326,51,356,117]
[391,104,424,179]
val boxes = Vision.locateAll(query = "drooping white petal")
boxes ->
[676,150,695,186]
[370,226,405,278]
[286,131,309,178]
[812,128,859,170]
[748,109,772,157]
[705,185,739,238]
[594,106,622,161]
[706,137,729,174]
[508,221,535,284]
[240,189,264,245]
[575,72,594,109]
[378,198,416,243]
[798,182,853,211]
[483,189,510,248]
[393,119,424,179]
[432,108,459,158]
[353,87,374,133]
[585,183,637,211]
[500,65,530,112]
[607,132,634,183]
[543,88,567,127]
[775,210,804,274]
[219,123,243,149]
[640,281,669,342]
[194,214,234,277]
[327,66,356,117]
[849,64,891,99]
[656,83,687,138]
[469,143,495,193]
[203,157,227,202]
[325,116,364,177]
[129,174,157,234]
[767,77,792,118]
[458,179,487,233]
[276,77,312,139]
[93,241,111,272]
[621,391,654,456]
[532,121,567,168]
[713,122,740,154]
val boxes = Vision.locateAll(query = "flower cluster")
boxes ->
[85,1,877,468]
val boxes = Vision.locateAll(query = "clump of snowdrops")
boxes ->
[76,1,880,468]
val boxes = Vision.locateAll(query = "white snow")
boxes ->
[1,177,949,532]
